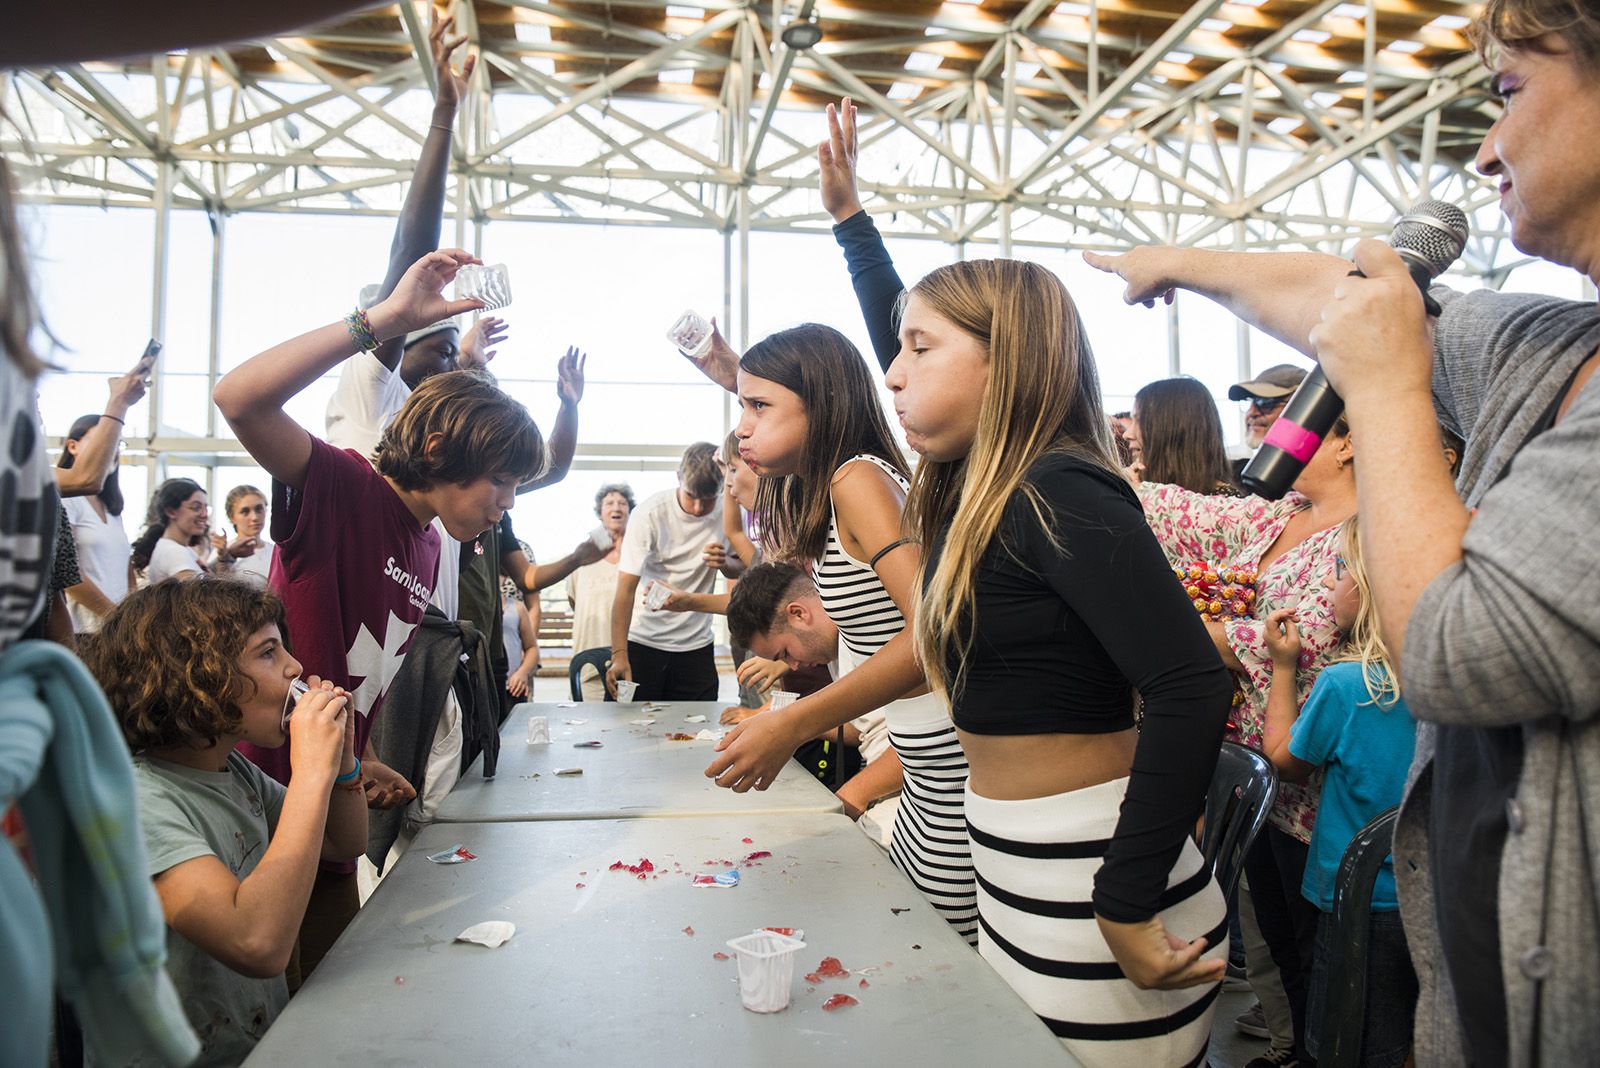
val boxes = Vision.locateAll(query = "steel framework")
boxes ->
[3,0,1527,469]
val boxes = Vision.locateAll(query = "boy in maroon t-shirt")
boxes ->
[214,248,544,978]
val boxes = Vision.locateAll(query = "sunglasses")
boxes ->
[1244,396,1288,413]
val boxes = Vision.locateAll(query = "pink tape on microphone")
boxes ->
[1261,418,1323,463]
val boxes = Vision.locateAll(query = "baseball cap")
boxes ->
[1228,363,1307,402]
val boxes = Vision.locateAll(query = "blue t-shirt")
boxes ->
[1288,661,1417,912]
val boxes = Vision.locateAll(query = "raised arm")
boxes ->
[215,250,484,489]
[519,347,583,493]
[1083,245,1351,357]
[823,98,904,372]
[369,7,474,373]
[56,357,150,498]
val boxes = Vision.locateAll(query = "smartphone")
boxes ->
[142,338,162,361]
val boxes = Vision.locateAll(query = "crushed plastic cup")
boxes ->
[667,310,713,358]
[588,525,614,553]
[281,678,311,731]
[767,690,799,711]
[725,930,805,1013]
[454,263,513,310]
[615,679,639,703]
[526,715,551,744]
[644,581,674,611]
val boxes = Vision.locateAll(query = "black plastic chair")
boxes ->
[1200,742,1279,901]
[567,646,612,702]
[1319,805,1401,1068]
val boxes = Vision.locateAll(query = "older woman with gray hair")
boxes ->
[568,482,633,700]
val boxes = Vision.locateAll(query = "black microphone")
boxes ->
[1239,200,1469,500]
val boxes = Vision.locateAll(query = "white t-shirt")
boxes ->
[224,542,272,589]
[323,350,459,619]
[617,489,724,652]
[62,495,132,632]
[145,537,206,585]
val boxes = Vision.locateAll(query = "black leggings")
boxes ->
[1243,825,1322,1065]
[626,640,718,701]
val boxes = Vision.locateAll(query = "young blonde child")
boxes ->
[1262,513,1418,1068]
[83,579,367,1066]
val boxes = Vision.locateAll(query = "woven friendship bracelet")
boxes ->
[345,307,380,352]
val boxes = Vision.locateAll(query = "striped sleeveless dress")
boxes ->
[815,454,978,945]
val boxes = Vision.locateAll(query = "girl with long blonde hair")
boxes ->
[887,256,1234,1067]
[1260,514,1418,1067]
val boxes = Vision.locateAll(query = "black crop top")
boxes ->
[925,452,1234,922]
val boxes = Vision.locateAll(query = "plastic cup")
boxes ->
[282,678,311,731]
[588,525,613,553]
[767,690,798,711]
[644,582,673,611]
[615,679,639,703]
[667,310,713,358]
[526,715,550,744]
[725,930,805,1013]
[454,263,513,310]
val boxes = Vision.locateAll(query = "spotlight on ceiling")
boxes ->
[781,19,823,50]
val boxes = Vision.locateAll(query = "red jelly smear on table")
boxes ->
[858,979,869,989]
[815,957,848,978]
[713,952,730,961]
[821,994,858,1011]
[741,837,753,844]
[683,925,695,936]
[741,851,772,864]
[609,858,654,874]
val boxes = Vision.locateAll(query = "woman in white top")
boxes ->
[56,412,135,632]
[568,483,632,700]
[218,484,270,588]
[132,478,213,584]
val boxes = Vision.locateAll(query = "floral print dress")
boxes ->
[1137,481,1347,844]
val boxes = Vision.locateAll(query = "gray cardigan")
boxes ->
[1398,285,1600,1066]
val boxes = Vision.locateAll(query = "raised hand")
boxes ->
[106,352,155,416]
[818,98,864,223]
[682,317,739,392]
[1082,246,1181,308]
[369,249,485,339]
[459,315,506,369]
[429,4,476,112]
[556,346,587,407]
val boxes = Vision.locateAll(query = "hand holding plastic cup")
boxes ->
[588,525,614,553]
[667,310,713,358]
[615,679,639,703]
[644,581,674,611]
[767,690,799,711]
[725,930,806,1013]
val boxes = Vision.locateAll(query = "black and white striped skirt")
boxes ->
[884,692,978,946]
[967,777,1225,1068]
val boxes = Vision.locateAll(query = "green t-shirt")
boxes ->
[133,751,289,1067]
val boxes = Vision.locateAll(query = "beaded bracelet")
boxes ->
[345,308,380,352]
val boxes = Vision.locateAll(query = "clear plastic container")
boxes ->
[282,677,311,731]
[454,263,513,310]
[615,679,639,703]
[644,581,674,611]
[767,690,799,711]
[526,715,550,744]
[725,930,806,1013]
[588,525,614,552]
[667,310,713,358]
